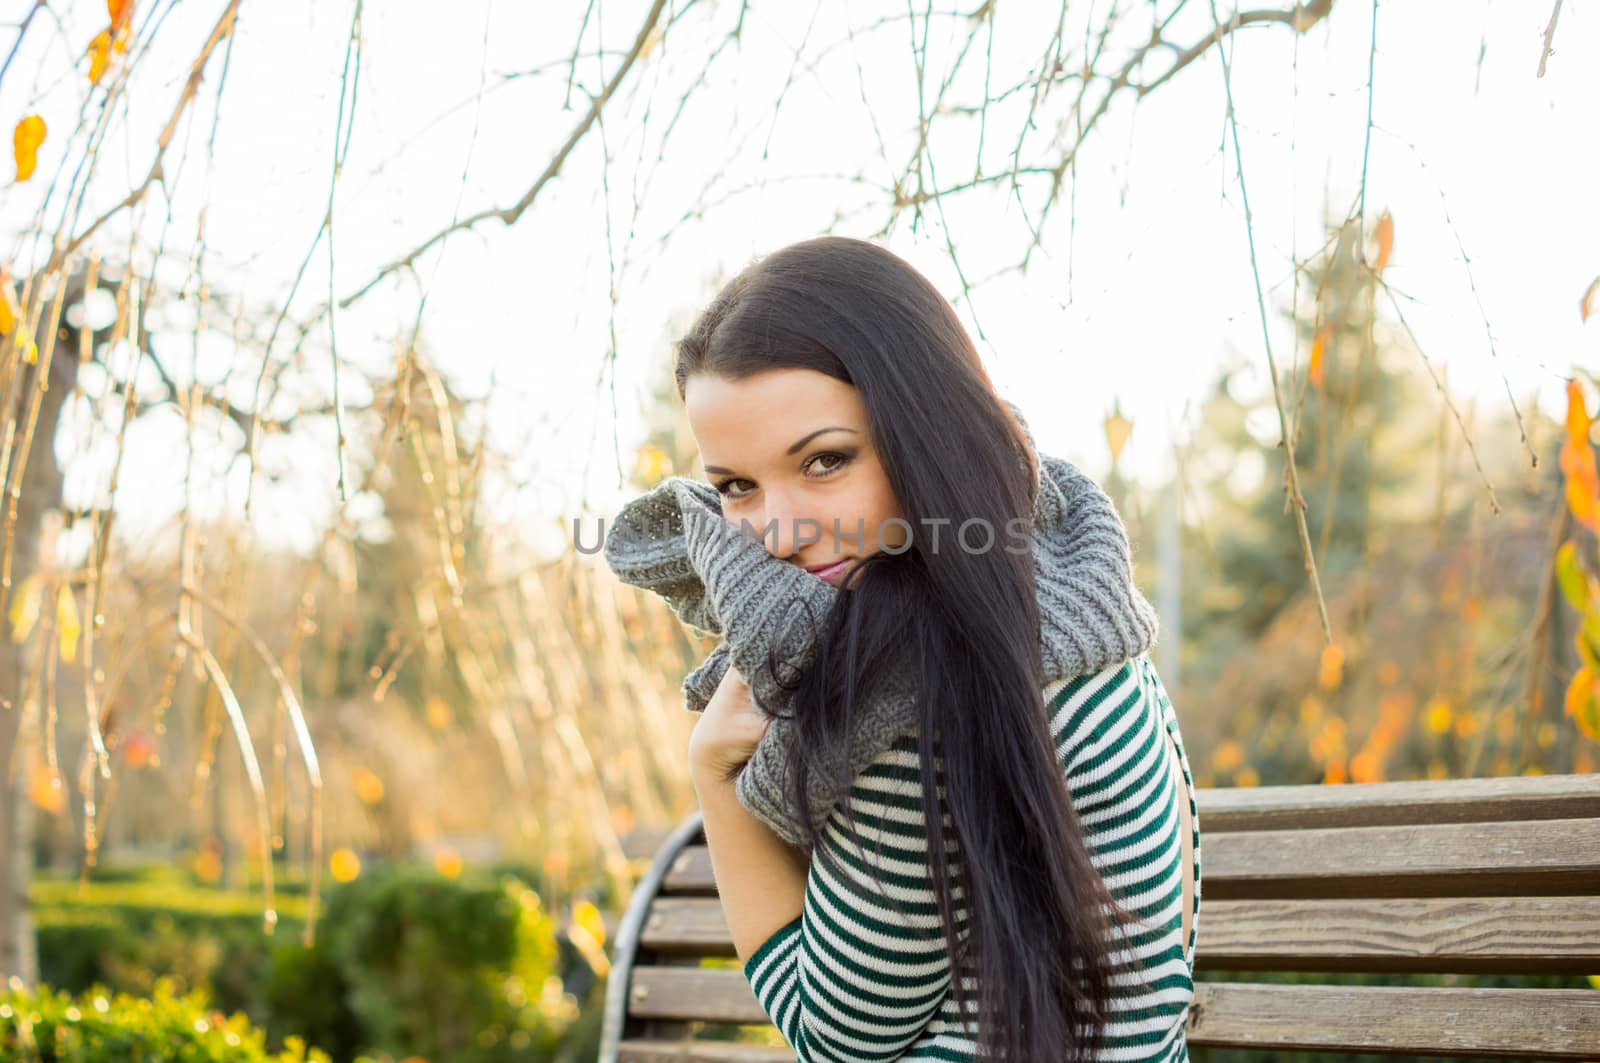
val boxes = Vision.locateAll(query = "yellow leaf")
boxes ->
[13,114,46,182]
[632,443,670,486]
[1589,974,1600,991]
[87,29,111,84]
[1104,405,1132,463]
[1583,275,1600,323]
[1371,210,1394,273]
[638,25,664,61]
[7,573,43,642]
[56,584,80,662]
[565,914,610,977]
[1424,697,1453,735]
[1557,540,1590,610]
[425,695,452,730]
[1577,630,1600,674]
[351,765,385,804]
[572,897,607,947]
[29,758,65,814]
[16,322,37,364]
[433,847,462,878]
[330,847,361,883]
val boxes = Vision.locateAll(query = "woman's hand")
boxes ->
[689,663,772,788]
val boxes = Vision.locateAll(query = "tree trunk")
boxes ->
[0,320,76,986]
[0,661,41,986]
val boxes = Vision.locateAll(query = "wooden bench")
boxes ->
[599,772,1600,1061]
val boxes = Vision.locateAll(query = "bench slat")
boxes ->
[1188,983,1600,1058]
[1203,817,1600,898]
[614,1041,794,1062]
[1197,896,1600,973]
[1196,772,1600,832]
[638,895,1600,974]
[660,817,1600,898]
[627,966,766,1025]
[624,969,1600,1058]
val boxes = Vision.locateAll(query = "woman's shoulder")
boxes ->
[872,654,1164,770]
[1043,654,1170,758]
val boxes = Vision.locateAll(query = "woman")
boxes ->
[668,235,1199,1061]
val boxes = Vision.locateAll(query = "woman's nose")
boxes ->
[754,490,820,560]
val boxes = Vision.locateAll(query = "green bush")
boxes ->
[30,861,607,1062]
[265,863,591,1063]
[32,875,308,1026]
[0,977,343,1062]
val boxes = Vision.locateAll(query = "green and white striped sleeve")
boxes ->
[742,734,965,1061]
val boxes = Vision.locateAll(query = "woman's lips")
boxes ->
[807,559,851,583]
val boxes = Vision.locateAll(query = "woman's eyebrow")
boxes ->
[704,426,858,475]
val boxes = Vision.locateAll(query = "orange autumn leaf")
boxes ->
[0,266,18,335]
[1371,210,1394,273]
[87,29,112,84]
[1317,641,1345,690]
[29,759,65,815]
[1583,275,1600,323]
[1565,378,1591,447]
[109,0,134,32]
[1308,324,1332,388]
[1566,667,1600,743]
[13,114,46,181]
[121,730,155,769]
[1569,479,1600,534]
[1348,747,1383,784]
[1560,380,1600,533]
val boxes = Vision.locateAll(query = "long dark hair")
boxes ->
[672,235,1155,1061]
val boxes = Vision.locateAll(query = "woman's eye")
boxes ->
[806,451,852,476]
[714,453,851,499]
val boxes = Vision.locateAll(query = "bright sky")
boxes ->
[2,0,1593,560]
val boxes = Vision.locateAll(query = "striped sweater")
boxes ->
[742,654,1202,1061]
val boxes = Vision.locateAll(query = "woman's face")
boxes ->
[684,367,907,586]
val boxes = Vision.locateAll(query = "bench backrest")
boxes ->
[600,772,1600,1061]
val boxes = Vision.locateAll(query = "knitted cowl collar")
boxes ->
[601,400,1159,853]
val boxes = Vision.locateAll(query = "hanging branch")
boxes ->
[1209,0,1332,642]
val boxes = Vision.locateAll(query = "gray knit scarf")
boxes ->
[601,401,1159,853]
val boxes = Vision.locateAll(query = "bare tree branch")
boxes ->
[338,0,670,309]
